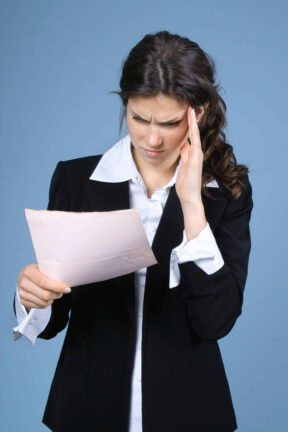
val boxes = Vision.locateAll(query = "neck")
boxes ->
[132,148,179,197]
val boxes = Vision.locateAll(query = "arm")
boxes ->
[15,162,72,341]
[179,176,252,340]
[38,161,73,339]
[175,108,252,340]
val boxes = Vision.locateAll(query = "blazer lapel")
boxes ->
[144,187,184,315]
[85,178,130,212]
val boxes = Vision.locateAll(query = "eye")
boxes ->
[132,116,149,124]
[162,121,182,127]
[131,116,182,127]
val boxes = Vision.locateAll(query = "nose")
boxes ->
[146,125,163,148]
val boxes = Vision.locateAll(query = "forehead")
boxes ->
[127,94,187,121]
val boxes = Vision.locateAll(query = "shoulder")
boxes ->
[220,173,253,219]
[50,155,102,186]
[205,173,252,204]
[215,173,252,202]
[203,174,252,230]
[61,155,103,178]
[48,155,103,211]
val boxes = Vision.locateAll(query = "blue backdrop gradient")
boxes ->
[1,1,287,431]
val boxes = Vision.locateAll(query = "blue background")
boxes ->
[1,1,287,431]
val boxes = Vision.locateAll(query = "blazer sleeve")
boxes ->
[38,161,72,340]
[179,175,253,340]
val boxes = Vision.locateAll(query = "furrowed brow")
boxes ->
[158,117,183,125]
[129,107,187,124]
[158,108,187,124]
[130,111,150,122]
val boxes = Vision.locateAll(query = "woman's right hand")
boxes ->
[17,264,71,312]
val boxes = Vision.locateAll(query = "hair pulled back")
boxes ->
[118,31,248,199]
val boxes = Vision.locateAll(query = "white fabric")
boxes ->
[13,134,224,432]
[169,224,225,287]
[13,288,52,344]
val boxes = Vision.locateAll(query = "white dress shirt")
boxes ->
[13,135,224,432]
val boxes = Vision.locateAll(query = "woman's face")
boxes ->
[126,94,189,170]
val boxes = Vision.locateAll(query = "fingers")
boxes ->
[18,264,71,310]
[19,264,70,294]
[18,288,55,309]
[20,275,63,301]
[187,107,201,149]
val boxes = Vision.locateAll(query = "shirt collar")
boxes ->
[89,134,218,188]
[90,135,138,183]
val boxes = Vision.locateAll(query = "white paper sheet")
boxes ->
[25,209,157,286]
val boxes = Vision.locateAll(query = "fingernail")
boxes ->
[64,287,71,293]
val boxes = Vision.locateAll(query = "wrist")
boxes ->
[181,201,207,241]
[180,198,204,214]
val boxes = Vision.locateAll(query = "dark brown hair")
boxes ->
[118,31,248,199]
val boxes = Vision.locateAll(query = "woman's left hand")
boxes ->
[175,107,207,239]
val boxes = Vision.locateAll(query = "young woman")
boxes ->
[15,31,253,432]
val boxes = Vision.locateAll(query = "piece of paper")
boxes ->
[25,208,157,286]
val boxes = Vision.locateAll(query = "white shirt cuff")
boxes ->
[13,287,52,344]
[169,223,224,288]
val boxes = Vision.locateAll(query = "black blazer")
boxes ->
[39,156,253,432]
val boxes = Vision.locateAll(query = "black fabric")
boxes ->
[39,156,252,432]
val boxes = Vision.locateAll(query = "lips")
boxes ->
[143,148,164,157]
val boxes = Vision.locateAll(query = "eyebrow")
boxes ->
[130,111,185,125]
